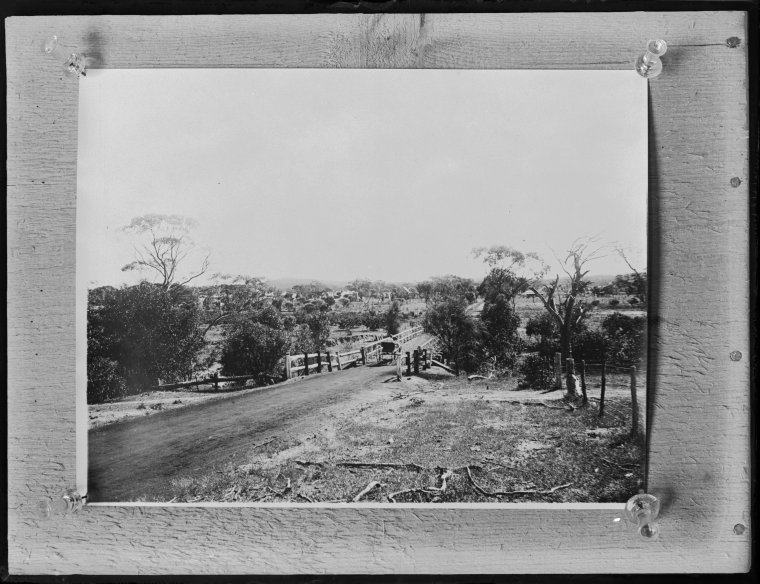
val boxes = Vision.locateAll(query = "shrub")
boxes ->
[602,312,646,366]
[424,298,481,373]
[480,294,521,369]
[87,283,205,403]
[518,354,552,390]
[384,301,401,336]
[609,299,620,307]
[220,318,290,377]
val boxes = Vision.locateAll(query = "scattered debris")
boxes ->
[465,466,572,498]
[150,403,163,410]
[352,480,383,502]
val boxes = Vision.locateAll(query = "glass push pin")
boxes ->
[36,489,86,519]
[43,35,87,77]
[625,492,661,540]
[635,40,667,79]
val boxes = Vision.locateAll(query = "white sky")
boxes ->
[77,69,647,288]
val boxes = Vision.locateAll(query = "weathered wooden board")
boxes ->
[6,13,750,574]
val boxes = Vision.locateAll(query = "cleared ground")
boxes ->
[88,358,643,503]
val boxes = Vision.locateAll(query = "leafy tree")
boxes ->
[384,301,401,337]
[219,316,289,377]
[200,274,270,335]
[478,267,530,309]
[87,283,206,402]
[479,294,522,368]
[423,298,481,374]
[601,312,646,366]
[417,275,476,304]
[363,310,383,331]
[305,311,331,352]
[472,245,549,280]
[292,281,329,300]
[120,214,209,291]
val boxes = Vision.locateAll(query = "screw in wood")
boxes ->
[635,40,667,78]
[730,351,743,362]
[730,177,742,187]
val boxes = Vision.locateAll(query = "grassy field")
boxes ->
[158,374,644,504]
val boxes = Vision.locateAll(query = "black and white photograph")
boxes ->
[80,68,648,504]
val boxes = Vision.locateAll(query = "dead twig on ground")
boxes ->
[465,466,573,498]
[296,493,314,503]
[266,478,292,498]
[387,488,440,503]
[252,437,275,449]
[600,457,639,470]
[352,480,384,502]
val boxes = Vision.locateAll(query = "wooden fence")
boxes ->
[283,325,426,379]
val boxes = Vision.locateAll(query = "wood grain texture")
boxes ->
[6,12,751,574]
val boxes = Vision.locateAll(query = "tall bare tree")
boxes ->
[529,238,604,361]
[121,214,209,291]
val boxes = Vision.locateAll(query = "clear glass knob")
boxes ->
[625,493,661,540]
[635,40,667,79]
[42,35,87,77]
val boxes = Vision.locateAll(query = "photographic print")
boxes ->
[80,69,648,504]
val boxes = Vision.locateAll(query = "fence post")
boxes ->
[360,346,367,365]
[413,349,420,375]
[285,354,292,379]
[422,349,428,370]
[213,371,219,391]
[336,352,342,371]
[566,357,577,397]
[599,361,607,417]
[630,366,639,436]
[396,351,402,381]
[303,353,310,375]
[326,351,333,372]
[580,360,588,404]
[554,352,562,389]
[317,351,322,373]
[406,351,411,376]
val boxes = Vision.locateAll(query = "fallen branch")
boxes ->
[466,466,573,498]
[352,480,383,502]
[337,461,425,472]
[296,493,314,503]
[600,457,639,470]
[387,488,440,503]
[252,437,276,449]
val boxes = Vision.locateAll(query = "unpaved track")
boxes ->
[88,365,392,501]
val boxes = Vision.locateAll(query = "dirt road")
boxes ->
[88,364,399,501]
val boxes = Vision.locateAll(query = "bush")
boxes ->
[572,329,608,364]
[423,298,481,373]
[518,354,552,390]
[384,301,401,336]
[87,283,206,403]
[480,294,522,369]
[363,310,383,331]
[609,299,620,307]
[87,356,126,403]
[220,318,290,377]
[602,312,646,366]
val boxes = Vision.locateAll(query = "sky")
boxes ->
[77,69,647,288]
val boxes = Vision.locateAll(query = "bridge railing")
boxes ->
[362,325,425,363]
